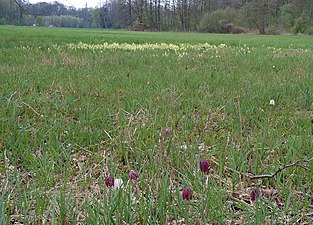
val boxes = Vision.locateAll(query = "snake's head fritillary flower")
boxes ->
[152,207,157,216]
[200,159,210,174]
[165,128,172,135]
[269,99,275,106]
[129,170,139,181]
[182,188,193,200]
[105,176,114,187]
[250,186,260,203]
[113,179,123,189]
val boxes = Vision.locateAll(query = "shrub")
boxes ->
[266,25,285,35]
[293,15,309,34]
[198,7,238,33]
[0,17,6,25]
[35,16,45,27]
[306,27,313,35]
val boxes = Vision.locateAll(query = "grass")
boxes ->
[0,25,312,224]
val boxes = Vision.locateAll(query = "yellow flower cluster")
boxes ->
[267,46,311,58]
[15,42,254,61]
[66,42,230,52]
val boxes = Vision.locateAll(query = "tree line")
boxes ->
[1,0,313,34]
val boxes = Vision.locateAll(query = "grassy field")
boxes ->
[0,26,313,224]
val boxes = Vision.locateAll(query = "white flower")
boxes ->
[114,179,123,189]
[270,99,275,106]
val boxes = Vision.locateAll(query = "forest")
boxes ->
[1,0,313,34]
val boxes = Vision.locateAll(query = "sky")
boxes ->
[28,0,100,9]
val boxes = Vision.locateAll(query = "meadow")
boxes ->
[0,26,313,224]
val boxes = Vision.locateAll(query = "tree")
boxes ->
[177,0,190,31]
[278,3,296,29]
[0,0,10,24]
[35,16,44,26]
[243,0,272,34]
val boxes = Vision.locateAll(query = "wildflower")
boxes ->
[129,170,139,181]
[200,160,210,174]
[250,186,260,203]
[269,99,275,106]
[114,178,123,189]
[105,176,114,187]
[152,207,157,216]
[182,188,193,200]
[165,127,172,135]
[180,144,188,150]
[311,119,313,124]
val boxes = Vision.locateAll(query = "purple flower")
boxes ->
[200,159,210,174]
[152,207,157,216]
[129,170,138,181]
[105,176,114,187]
[311,119,313,124]
[182,188,193,200]
[165,128,172,135]
[250,186,260,203]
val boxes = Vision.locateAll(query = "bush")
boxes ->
[266,25,290,35]
[35,16,45,27]
[198,7,238,33]
[306,27,313,35]
[0,17,6,25]
[293,15,309,34]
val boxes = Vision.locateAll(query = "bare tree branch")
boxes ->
[12,0,30,15]
[209,156,313,181]
[247,158,313,180]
